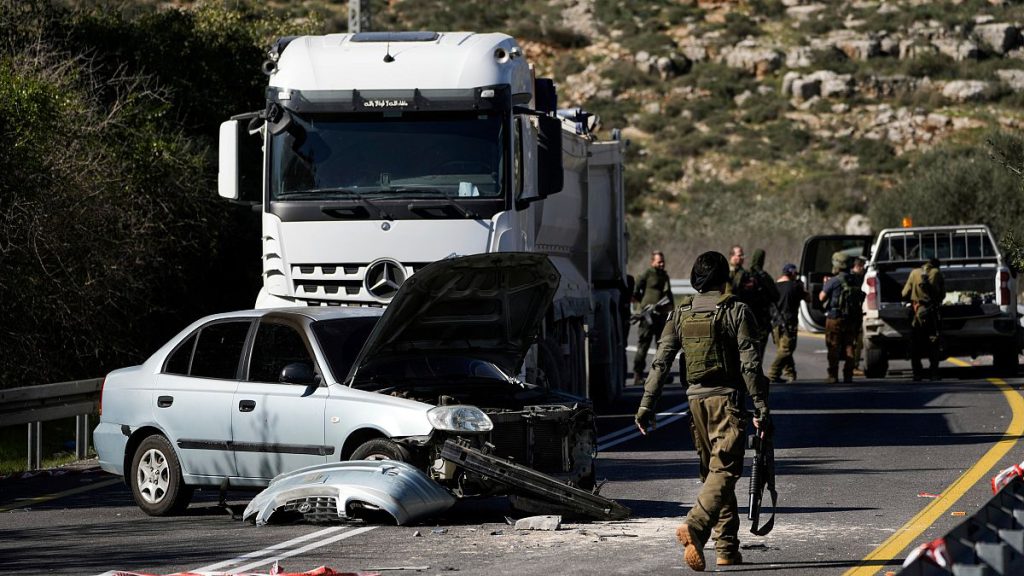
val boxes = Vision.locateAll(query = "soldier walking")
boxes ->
[768,263,810,383]
[902,257,946,381]
[819,252,862,384]
[850,256,867,375]
[635,251,771,570]
[632,251,674,386]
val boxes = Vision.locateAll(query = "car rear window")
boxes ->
[163,333,196,375]
[190,321,252,380]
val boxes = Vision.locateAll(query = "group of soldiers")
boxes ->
[629,247,946,571]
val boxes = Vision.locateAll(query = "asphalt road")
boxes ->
[2,335,1023,576]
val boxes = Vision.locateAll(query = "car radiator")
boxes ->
[487,411,569,474]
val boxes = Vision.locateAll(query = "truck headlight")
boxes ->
[427,405,493,433]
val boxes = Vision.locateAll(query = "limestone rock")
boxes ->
[996,69,1024,92]
[941,80,993,102]
[974,23,1022,55]
[931,38,981,61]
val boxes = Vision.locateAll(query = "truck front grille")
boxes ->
[291,262,429,303]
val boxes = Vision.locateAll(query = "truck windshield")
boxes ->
[270,111,505,201]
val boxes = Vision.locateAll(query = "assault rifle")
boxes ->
[747,424,777,535]
[630,296,671,329]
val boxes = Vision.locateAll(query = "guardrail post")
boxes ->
[75,414,90,460]
[27,421,41,470]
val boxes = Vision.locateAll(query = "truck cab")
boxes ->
[217,32,629,405]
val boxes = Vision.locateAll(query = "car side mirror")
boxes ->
[279,362,319,386]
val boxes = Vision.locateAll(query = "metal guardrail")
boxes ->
[0,378,103,470]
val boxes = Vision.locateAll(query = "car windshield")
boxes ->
[270,111,505,201]
[311,316,379,382]
[351,356,511,391]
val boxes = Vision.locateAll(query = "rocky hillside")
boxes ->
[489,0,1024,273]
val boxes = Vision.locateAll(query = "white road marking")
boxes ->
[227,526,376,574]
[187,525,375,575]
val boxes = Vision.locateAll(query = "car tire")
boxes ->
[129,435,193,516]
[350,438,410,462]
[864,345,888,379]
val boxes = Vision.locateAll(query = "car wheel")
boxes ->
[864,345,888,379]
[129,435,193,516]
[350,438,410,462]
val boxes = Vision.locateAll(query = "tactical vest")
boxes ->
[677,294,737,386]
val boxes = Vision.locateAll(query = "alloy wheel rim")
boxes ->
[136,448,169,504]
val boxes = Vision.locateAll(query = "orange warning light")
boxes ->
[901,216,913,228]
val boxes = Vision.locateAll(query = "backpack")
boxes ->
[679,295,733,385]
[832,275,863,318]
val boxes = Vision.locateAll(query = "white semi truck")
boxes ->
[217,31,630,406]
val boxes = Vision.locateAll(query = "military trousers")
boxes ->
[686,393,746,557]
[768,325,798,380]
[633,313,667,379]
[909,320,941,379]
[824,318,858,381]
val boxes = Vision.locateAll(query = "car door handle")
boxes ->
[157,396,173,408]
[238,400,256,412]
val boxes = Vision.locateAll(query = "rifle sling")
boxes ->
[750,466,777,536]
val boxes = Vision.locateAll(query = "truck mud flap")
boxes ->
[440,440,630,521]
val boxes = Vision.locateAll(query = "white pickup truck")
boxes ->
[799,226,1021,378]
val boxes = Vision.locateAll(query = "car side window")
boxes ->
[248,322,314,384]
[190,321,252,380]
[163,333,197,375]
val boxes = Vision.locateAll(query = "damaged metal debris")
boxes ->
[244,441,629,526]
[243,461,455,526]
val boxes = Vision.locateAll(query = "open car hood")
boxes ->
[345,253,560,383]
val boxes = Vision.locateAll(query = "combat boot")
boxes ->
[716,551,743,566]
[676,523,706,571]
[633,373,644,387]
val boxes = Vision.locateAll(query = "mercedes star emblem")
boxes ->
[365,259,406,300]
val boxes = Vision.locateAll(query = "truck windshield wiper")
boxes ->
[392,187,479,219]
[283,187,393,220]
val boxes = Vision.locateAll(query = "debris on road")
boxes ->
[242,461,455,526]
[440,440,631,521]
[431,528,448,535]
[950,511,967,516]
[101,565,380,576]
[514,515,561,531]
[363,567,429,572]
[916,492,940,498]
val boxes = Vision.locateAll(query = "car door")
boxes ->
[798,234,873,332]
[155,319,253,478]
[232,318,330,480]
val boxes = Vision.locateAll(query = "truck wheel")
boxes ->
[130,435,193,516]
[350,438,410,462]
[864,346,888,379]
[993,344,1019,376]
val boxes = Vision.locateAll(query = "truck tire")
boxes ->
[993,343,1019,376]
[864,345,888,379]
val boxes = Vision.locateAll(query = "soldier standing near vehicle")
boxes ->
[632,251,674,386]
[635,251,771,570]
[727,245,746,295]
[850,256,867,375]
[819,252,861,384]
[768,263,810,383]
[902,257,946,381]
[739,249,780,360]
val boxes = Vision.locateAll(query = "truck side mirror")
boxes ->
[537,114,563,197]
[515,116,539,210]
[218,117,262,203]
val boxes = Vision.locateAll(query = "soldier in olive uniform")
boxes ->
[726,245,746,295]
[632,251,674,386]
[902,257,946,381]
[635,251,771,571]
[819,252,862,384]
[737,248,780,361]
[768,263,810,383]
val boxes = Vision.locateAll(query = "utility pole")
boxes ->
[349,0,371,33]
